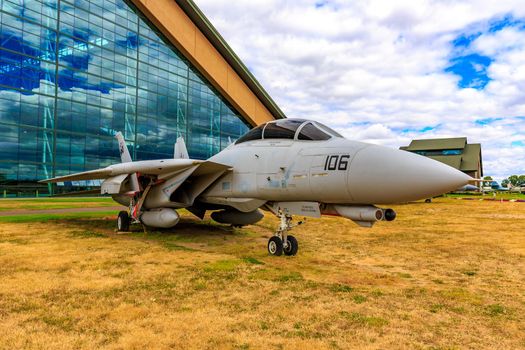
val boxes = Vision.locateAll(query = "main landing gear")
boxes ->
[267,212,302,256]
[117,211,130,231]
[116,179,155,232]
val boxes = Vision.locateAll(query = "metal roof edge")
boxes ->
[175,0,286,120]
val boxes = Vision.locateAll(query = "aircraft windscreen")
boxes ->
[297,123,331,140]
[316,122,344,138]
[263,119,304,140]
[235,125,264,144]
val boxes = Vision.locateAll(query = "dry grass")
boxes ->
[0,198,524,349]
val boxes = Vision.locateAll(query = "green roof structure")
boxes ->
[401,137,467,151]
[400,137,483,178]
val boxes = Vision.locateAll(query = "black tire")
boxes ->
[283,235,299,256]
[117,211,130,232]
[268,236,283,256]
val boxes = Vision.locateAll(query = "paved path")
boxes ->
[0,206,125,216]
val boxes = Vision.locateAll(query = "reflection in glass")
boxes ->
[0,0,251,196]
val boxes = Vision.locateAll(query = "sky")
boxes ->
[194,0,525,180]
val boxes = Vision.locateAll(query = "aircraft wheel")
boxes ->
[117,211,130,232]
[268,236,283,256]
[283,235,299,256]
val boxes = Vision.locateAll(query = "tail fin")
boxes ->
[174,137,189,159]
[115,132,139,193]
[115,132,133,163]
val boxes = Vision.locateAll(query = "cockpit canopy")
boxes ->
[235,119,344,144]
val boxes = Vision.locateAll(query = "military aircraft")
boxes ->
[483,181,509,192]
[509,184,525,194]
[456,184,480,192]
[41,119,473,256]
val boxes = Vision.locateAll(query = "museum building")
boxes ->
[400,137,483,180]
[0,0,284,196]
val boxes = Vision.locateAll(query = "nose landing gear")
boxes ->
[267,212,302,256]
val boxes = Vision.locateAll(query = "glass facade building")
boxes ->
[0,0,251,196]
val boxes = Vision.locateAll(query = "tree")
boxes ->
[502,179,510,187]
[519,175,525,186]
[508,175,519,187]
[482,176,493,187]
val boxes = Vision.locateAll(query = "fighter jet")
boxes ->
[41,119,473,256]
[456,184,480,192]
[483,181,509,192]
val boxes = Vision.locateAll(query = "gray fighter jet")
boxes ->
[41,119,472,256]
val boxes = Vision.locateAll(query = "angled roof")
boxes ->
[175,0,285,120]
[404,137,467,151]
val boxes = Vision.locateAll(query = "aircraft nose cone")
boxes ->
[348,145,472,203]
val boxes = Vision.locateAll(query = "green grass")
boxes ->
[276,271,304,282]
[0,197,114,202]
[330,283,353,293]
[446,193,525,200]
[353,295,367,304]
[485,304,508,317]
[0,211,117,223]
[242,257,265,265]
[340,311,389,327]
[0,197,116,211]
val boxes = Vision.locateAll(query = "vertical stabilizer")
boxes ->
[115,132,133,163]
[174,137,189,159]
[114,132,139,193]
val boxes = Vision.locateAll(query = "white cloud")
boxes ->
[195,0,525,179]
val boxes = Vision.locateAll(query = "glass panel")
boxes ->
[443,150,462,155]
[0,0,253,195]
[316,122,344,138]
[263,119,305,140]
[235,125,264,144]
[298,123,331,141]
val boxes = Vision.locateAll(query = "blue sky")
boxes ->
[195,0,525,180]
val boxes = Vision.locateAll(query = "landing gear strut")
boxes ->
[267,212,302,256]
[116,179,155,232]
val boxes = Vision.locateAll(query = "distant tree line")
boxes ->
[483,175,525,188]
[501,175,525,188]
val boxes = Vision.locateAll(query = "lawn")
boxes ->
[0,197,116,211]
[449,193,525,200]
[0,198,524,349]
